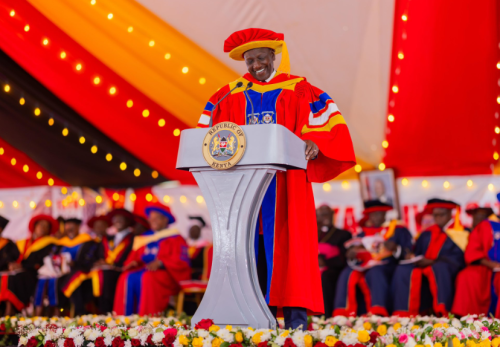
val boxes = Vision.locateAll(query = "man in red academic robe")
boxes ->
[113,203,191,315]
[197,28,356,328]
[452,204,498,317]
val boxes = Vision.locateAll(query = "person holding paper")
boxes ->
[333,200,412,316]
[392,198,465,316]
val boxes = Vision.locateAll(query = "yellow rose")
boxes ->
[415,345,424,347]
[387,344,397,347]
[363,322,372,331]
[358,331,370,343]
[281,331,290,338]
[492,338,500,347]
[435,343,443,347]
[209,325,220,333]
[105,317,112,324]
[152,321,160,328]
[325,336,338,347]
[253,333,264,344]
[193,337,204,347]
[125,317,130,325]
[466,340,476,347]
[212,338,223,347]
[393,323,402,331]
[235,332,244,343]
[175,322,183,327]
[412,325,420,330]
[304,335,313,347]
[179,335,189,346]
[377,325,387,336]
[226,325,233,331]
[19,317,25,321]
[434,323,443,328]
[443,324,449,329]
[248,327,255,331]
[481,340,492,347]
[452,337,463,347]
[115,319,121,324]
[137,319,144,325]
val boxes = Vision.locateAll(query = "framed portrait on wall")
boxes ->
[359,168,400,218]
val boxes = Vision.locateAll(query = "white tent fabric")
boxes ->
[137,0,395,166]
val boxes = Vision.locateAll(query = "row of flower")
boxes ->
[14,315,500,347]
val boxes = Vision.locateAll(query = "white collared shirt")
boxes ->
[264,69,276,83]
[443,217,455,231]
[113,227,131,248]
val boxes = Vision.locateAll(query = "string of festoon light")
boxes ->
[1,80,159,180]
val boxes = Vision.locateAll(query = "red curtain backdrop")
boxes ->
[0,1,193,183]
[0,138,67,188]
[384,0,500,177]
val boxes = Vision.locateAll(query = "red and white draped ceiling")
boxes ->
[0,0,498,239]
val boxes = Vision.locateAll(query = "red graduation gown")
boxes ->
[114,233,191,315]
[452,220,500,317]
[197,72,356,314]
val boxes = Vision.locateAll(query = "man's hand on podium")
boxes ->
[304,140,319,160]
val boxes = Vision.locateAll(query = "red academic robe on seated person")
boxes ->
[452,219,500,317]
[197,72,356,314]
[113,229,191,315]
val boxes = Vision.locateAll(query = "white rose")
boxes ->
[129,329,138,338]
[451,319,461,328]
[104,336,113,346]
[69,330,81,338]
[124,341,132,347]
[152,332,164,344]
[217,329,232,342]
[198,330,209,338]
[58,339,65,347]
[64,330,71,338]
[19,337,28,346]
[333,316,347,326]
[112,329,122,337]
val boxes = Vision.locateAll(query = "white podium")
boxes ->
[176,124,307,329]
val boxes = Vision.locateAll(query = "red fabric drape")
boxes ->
[0,1,193,183]
[0,137,67,188]
[384,0,500,177]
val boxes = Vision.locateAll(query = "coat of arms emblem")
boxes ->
[202,122,246,170]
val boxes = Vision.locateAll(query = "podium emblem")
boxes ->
[203,122,246,170]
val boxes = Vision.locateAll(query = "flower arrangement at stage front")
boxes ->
[14,315,500,347]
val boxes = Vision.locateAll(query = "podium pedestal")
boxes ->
[177,124,306,329]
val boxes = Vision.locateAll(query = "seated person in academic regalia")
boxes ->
[133,214,150,236]
[392,198,465,317]
[0,216,20,315]
[0,216,21,271]
[93,208,136,314]
[34,218,90,316]
[316,205,351,318]
[2,215,58,315]
[186,216,213,281]
[333,200,412,317]
[465,203,495,230]
[86,215,110,239]
[113,203,190,315]
[59,218,102,315]
[452,203,499,317]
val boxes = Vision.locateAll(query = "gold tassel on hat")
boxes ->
[276,41,290,76]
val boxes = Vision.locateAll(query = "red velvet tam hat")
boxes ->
[424,198,458,212]
[224,28,290,74]
[87,215,111,229]
[133,214,150,230]
[362,200,393,215]
[465,203,494,216]
[29,214,58,234]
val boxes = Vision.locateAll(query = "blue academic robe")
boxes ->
[333,224,413,316]
[392,224,464,316]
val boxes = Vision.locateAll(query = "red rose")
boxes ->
[47,324,58,332]
[314,343,328,347]
[163,335,176,347]
[284,338,297,347]
[131,340,141,347]
[95,337,106,347]
[96,325,107,333]
[258,342,269,347]
[334,342,346,347]
[64,338,75,347]
[146,335,154,345]
[369,333,380,344]
[354,344,365,347]
[0,323,5,331]
[164,328,178,337]
[229,344,243,347]
[27,337,38,347]
[194,319,214,330]
[112,337,125,347]
[45,341,56,347]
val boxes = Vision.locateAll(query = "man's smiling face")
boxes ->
[243,47,275,82]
